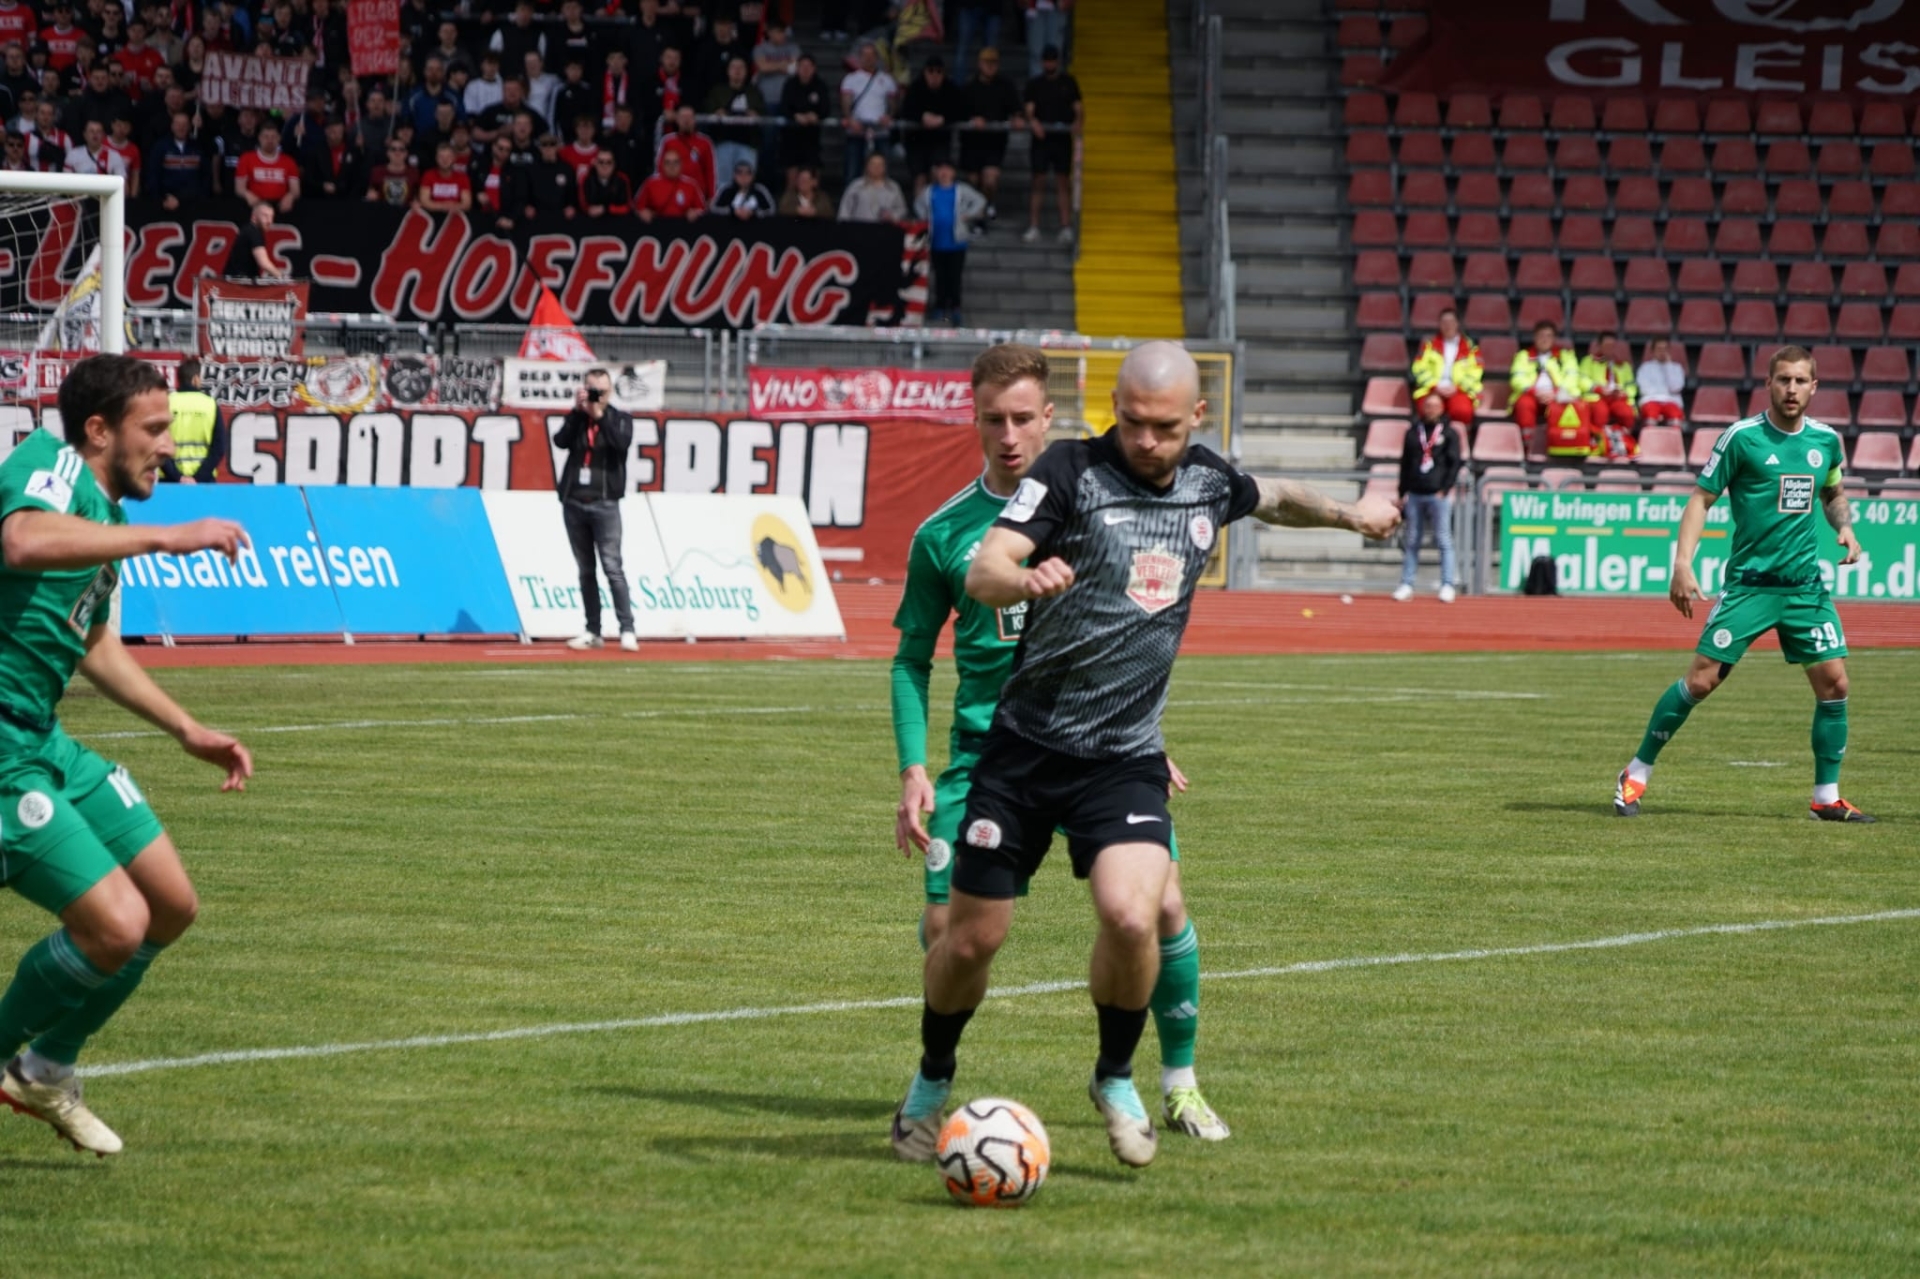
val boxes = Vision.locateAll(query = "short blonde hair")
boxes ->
[971,342,1050,394]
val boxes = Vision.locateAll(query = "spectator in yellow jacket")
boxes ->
[1408,307,1482,426]
[1579,331,1639,460]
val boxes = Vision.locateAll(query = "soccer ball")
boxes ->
[935,1098,1051,1207]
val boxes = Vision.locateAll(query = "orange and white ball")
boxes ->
[936,1098,1051,1207]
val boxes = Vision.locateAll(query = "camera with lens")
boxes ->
[586,386,605,404]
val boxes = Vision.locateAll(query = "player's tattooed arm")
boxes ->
[1822,483,1863,565]
[1251,477,1402,539]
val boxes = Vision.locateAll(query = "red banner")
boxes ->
[747,366,974,422]
[1384,1,1920,99]
[197,279,310,360]
[347,0,400,78]
[198,52,311,112]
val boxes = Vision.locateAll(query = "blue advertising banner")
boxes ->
[301,488,521,635]
[118,486,348,638]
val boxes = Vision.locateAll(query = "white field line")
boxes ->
[80,908,1920,1080]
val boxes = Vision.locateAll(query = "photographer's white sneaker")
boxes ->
[1438,584,1457,603]
[619,632,638,652]
[565,632,604,650]
[1391,584,1414,602]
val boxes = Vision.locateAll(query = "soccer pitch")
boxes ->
[0,651,1914,1276]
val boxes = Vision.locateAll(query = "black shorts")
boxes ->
[952,729,1172,900]
[959,131,1008,172]
[1031,132,1073,174]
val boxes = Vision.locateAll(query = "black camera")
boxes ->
[586,387,605,404]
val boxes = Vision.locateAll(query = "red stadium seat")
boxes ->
[1479,381,1511,417]
[1362,418,1411,459]
[1403,211,1451,247]
[1453,212,1503,249]
[1613,176,1661,212]
[1858,101,1908,137]
[1624,297,1673,337]
[1561,175,1608,212]
[1623,258,1671,296]
[1396,131,1445,168]
[1571,296,1619,333]
[1336,15,1382,48]
[1344,93,1389,128]
[1827,181,1875,218]
[1354,250,1401,288]
[1689,424,1727,461]
[1461,252,1510,291]
[1479,335,1518,369]
[1808,101,1855,136]
[1387,16,1429,49]
[1810,345,1855,385]
[1508,174,1555,210]
[1785,261,1835,298]
[1463,294,1512,333]
[1652,100,1701,133]
[1347,131,1393,168]
[1357,293,1404,330]
[1764,140,1811,177]
[1472,421,1525,463]
[1714,218,1763,256]
[1352,211,1399,247]
[1678,299,1727,338]
[1870,142,1916,179]
[1478,466,1532,501]
[1782,301,1832,341]
[1835,303,1885,341]
[1817,141,1864,177]
[1539,467,1584,490]
[1406,251,1455,289]
[1882,182,1920,219]
[1744,386,1770,418]
[1855,400,1908,434]
[1362,463,1399,501]
[1558,215,1606,252]
[1514,253,1563,292]
[1896,264,1920,299]
[1349,172,1395,207]
[1450,133,1497,169]
[1610,217,1657,254]
[1774,180,1822,217]
[1361,334,1409,373]
[1362,377,1411,417]
[1720,178,1768,215]
[1851,429,1905,469]
[1555,137,1602,171]
[1730,261,1779,297]
[1711,139,1758,174]
[1454,172,1503,209]
[1502,135,1550,170]
[1593,469,1644,493]
[1607,137,1654,172]
[1650,470,1700,494]
[1876,224,1920,259]
[1340,54,1386,88]
[1767,220,1818,257]
[1636,426,1686,467]
[1808,388,1852,426]
[1401,171,1449,208]
[1517,294,1565,329]
[1410,293,1454,329]
[1498,95,1544,130]
[1911,435,1920,468]
[1674,259,1723,297]
[1659,138,1708,175]
[1568,256,1615,293]
[1602,98,1649,132]
[1662,218,1710,255]
[1446,93,1493,129]
[1665,177,1715,215]
[1730,300,1780,339]
[1393,92,1442,128]
[1506,213,1555,250]
[1704,99,1751,134]
[1695,344,1746,382]
[1755,101,1802,136]
[1549,96,1596,131]
[1861,346,1911,385]
[1821,222,1871,259]
[1749,346,1779,381]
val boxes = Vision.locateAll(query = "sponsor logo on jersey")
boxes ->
[1102,510,1134,525]
[1004,479,1046,523]
[1712,627,1734,650]
[994,599,1027,642]
[1778,474,1815,513]
[16,791,53,829]
[1126,545,1185,615]
[67,563,117,637]
[964,819,1001,850]
[1189,514,1214,551]
[24,469,73,513]
[925,838,952,874]
[1766,453,1779,465]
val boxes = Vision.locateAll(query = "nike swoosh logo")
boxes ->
[1103,511,1134,524]
[1125,813,1162,824]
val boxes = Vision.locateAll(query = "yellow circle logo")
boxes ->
[752,513,813,613]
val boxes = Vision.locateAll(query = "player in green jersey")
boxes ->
[0,355,254,1156]
[890,343,1229,1143]
[1616,346,1872,822]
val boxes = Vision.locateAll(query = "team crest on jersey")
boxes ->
[1778,475,1814,513]
[1189,514,1215,551]
[16,792,52,830]
[925,839,952,873]
[1127,545,1185,615]
[965,819,1001,850]
[1807,447,1822,468]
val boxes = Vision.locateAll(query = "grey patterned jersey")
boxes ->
[988,432,1260,758]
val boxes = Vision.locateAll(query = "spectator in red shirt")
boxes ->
[112,19,165,97]
[654,104,715,199]
[559,112,599,183]
[41,1,83,73]
[579,150,631,218]
[0,0,34,53]
[634,147,704,222]
[365,137,419,206]
[236,121,301,211]
[416,141,472,213]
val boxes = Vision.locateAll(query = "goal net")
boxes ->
[0,172,126,356]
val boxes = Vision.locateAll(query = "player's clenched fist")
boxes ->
[159,518,250,562]
[1348,494,1403,540]
[1022,557,1075,599]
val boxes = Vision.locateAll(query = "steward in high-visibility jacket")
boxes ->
[1409,316,1483,426]
[161,357,227,483]
[1510,323,1590,454]
[1580,341,1641,460]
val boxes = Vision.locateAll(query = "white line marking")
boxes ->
[80,908,1920,1080]
[1727,760,1790,768]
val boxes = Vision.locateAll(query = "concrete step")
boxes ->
[1237,429,1359,470]
[1242,388,1357,418]
[1219,66,1336,96]
[1219,103,1338,134]
[1226,219,1345,253]
[1223,181,1343,215]
[1202,0,1332,19]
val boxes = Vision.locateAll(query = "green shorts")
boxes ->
[1697,586,1848,667]
[0,719,166,915]
[923,747,1179,904]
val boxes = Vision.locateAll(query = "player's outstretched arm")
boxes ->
[1,511,248,573]
[1250,477,1402,539]
[965,526,1074,608]
[79,628,253,792]
[1822,483,1862,565]
[1669,488,1717,617]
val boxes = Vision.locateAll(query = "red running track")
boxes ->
[130,585,1920,668]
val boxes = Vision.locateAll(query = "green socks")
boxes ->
[0,930,111,1059]
[1150,922,1200,1072]
[32,940,166,1067]
[1812,698,1848,790]
[1636,679,1699,764]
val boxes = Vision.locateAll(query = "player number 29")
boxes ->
[1807,622,1841,653]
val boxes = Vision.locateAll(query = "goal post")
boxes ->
[0,171,126,354]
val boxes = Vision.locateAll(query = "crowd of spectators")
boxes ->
[0,0,1081,240]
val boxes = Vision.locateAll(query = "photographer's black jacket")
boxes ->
[553,402,634,503]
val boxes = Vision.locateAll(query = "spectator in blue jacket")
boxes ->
[147,109,208,208]
[912,157,987,326]
[404,56,462,134]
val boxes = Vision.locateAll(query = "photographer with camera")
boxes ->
[555,368,639,651]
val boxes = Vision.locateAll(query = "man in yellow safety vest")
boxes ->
[161,357,226,484]
[1510,320,1588,456]
[1408,306,1482,426]
[1578,330,1640,460]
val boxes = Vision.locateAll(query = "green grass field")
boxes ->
[0,649,1915,1276]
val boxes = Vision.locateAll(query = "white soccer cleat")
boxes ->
[1438,584,1457,603]
[1,1057,122,1156]
[1163,1085,1231,1141]
[1391,583,1414,602]
[890,1072,951,1162]
[565,632,604,651]
[1088,1072,1158,1167]
[619,632,638,652]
